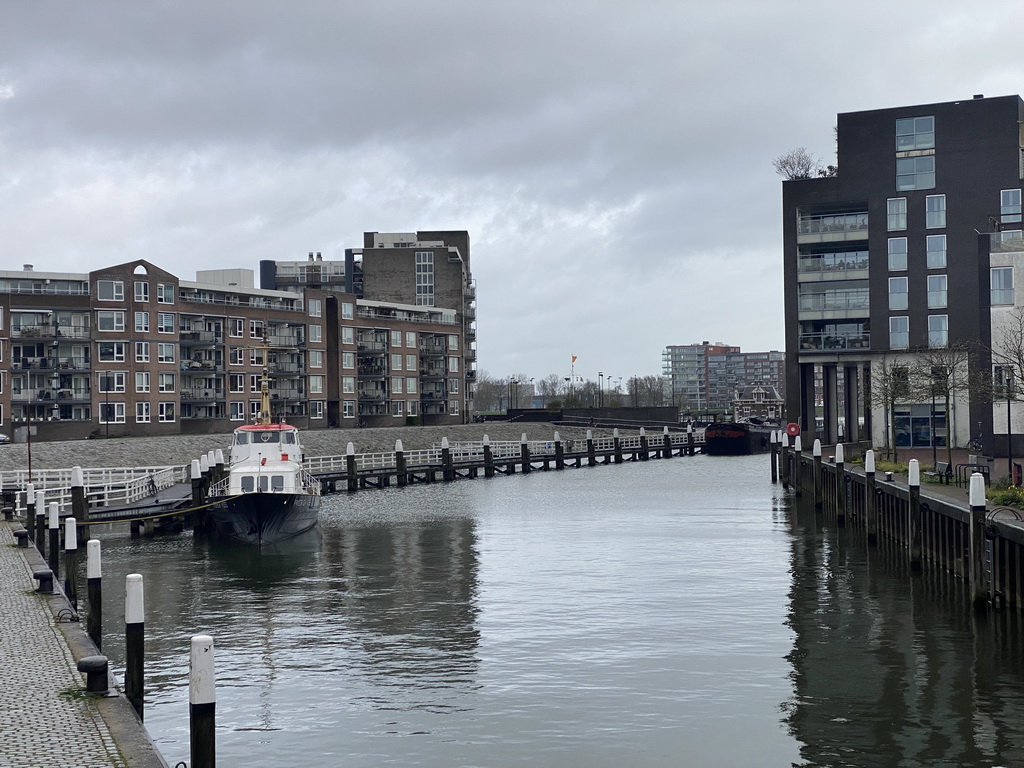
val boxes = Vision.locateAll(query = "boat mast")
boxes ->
[257,335,272,426]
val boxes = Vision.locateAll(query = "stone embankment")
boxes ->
[0,422,619,472]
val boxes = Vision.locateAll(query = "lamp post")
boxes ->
[598,372,604,408]
[930,375,937,468]
[1007,373,1015,481]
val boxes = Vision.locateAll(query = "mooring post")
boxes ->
[441,437,454,481]
[87,539,102,650]
[71,466,88,545]
[793,435,803,496]
[346,442,358,492]
[482,435,495,478]
[969,474,989,608]
[63,517,78,609]
[864,449,877,545]
[199,454,211,492]
[25,483,35,540]
[554,431,564,470]
[48,501,60,576]
[662,427,671,459]
[908,459,922,569]
[639,427,649,461]
[206,451,217,486]
[520,434,531,474]
[586,430,596,467]
[395,440,407,487]
[214,449,225,485]
[835,444,846,527]
[813,440,823,512]
[687,423,695,457]
[190,634,216,768]
[125,573,145,720]
[190,459,204,509]
[780,433,790,489]
[35,490,47,550]
[613,429,623,464]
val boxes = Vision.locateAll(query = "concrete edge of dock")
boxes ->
[15,535,170,768]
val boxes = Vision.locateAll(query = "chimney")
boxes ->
[308,252,314,261]
[973,94,984,99]
[23,264,33,271]
[316,252,322,261]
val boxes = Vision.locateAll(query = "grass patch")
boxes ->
[59,686,89,701]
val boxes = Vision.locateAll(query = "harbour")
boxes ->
[25,452,1024,767]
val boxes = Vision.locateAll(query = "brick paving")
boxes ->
[0,524,127,768]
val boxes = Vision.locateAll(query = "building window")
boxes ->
[249,374,261,393]
[926,235,946,269]
[342,351,354,369]
[448,334,458,350]
[99,402,125,424]
[896,115,934,150]
[249,320,263,339]
[230,347,243,366]
[99,342,126,362]
[927,275,947,308]
[342,327,354,345]
[135,341,150,363]
[136,402,150,423]
[391,400,404,417]
[157,313,175,333]
[309,324,322,343]
[342,376,355,394]
[1002,189,1022,224]
[230,401,245,421]
[343,400,355,418]
[406,354,416,371]
[134,312,149,332]
[447,356,459,373]
[97,280,124,301]
[391,376,403,394]
[390,353,402,371]
[449,378,459,394]
[134,281,149,302]
[308,298,322,317]
[887,198,907,231]
[406,377,418,394]
[97,311,125,332]
[310,401,325,419]
[408,400,418,417]
[156,283,174,304]
[159,402,175,422]
[896,156,935,191]
[928,315,948,348]
[309,375,324,394]
[158,373,175,393]
[391,331,402,348]
[98,372,126,393]
[135,372,150,393]
[406,331,416,348]
[341,302,354,320]
[992,266,1014,306]
[889,316,909,349]
[230,374,245,393]
[309,349,323,368]
[416,251,434,306]
[888,238,908,271]
[449,400,460,416]
[925,195,946,228]
[157,343,175,363]
[229,318,244,337]
[888,277,909,310]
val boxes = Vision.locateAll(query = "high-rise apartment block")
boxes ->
[662,342,784,414]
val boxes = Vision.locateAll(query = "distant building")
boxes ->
[662,342,784,414]
[731,384,784,423]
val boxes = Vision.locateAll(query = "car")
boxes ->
[0,433,10,444]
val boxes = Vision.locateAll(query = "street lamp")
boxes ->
[598,372,604,408]
[1006,371,1015,481]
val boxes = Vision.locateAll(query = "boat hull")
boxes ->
[702,423,774,456]
[206,492,320,545]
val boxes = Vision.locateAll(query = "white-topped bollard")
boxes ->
[969,473,988,606]
[482,434,495,477]
[908,459,922,568]
[770,431,779,483]
[125,573,145,719]
[190,634,216,768]
[520,433,532,474]
[834,444,846,526]
[864,449,877,544]
[346,442,358,492]
[64,517,78,607]
[441,436,453,481]
[87,539,102,649]
[48,501,60,574]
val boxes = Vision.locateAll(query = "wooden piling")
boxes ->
[908,460,922,570]
[587,430,596,467]
[125,573,145,720]
[395,440,407,487]
[687,424,695,456]
[483,435,495,478]
[554,432,564,470]
[864,449,877,545]
[835,444,846,527]
[812,440,822,512]
[47,502,60,576]
[613,429,623,464]
[662,427,672,459]
[35,491,46,550]
[770,431,778,483]
[793,435,803,497]
[441,437,454,481]
[520,434,532,474]
[87,539,102,650]
[780,433,790,489]
[346,442,358,492]
[968,474,989,608]
[25,484,35,541]
[189,635,216,768]
[71,466,88,545]
[64,517,78,609]
[639,428,649,461]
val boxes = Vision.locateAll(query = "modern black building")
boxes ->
[783,94,1024,449]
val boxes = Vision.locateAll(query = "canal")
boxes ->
[87,454,1024,766]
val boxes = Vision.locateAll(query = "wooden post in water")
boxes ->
[346,442,358,492]
[215,449,225,484]
[835,443,846,527]
[87,539,102,650]
[25,484,35,541]
[441,437,454,482]
[482,435,495,478]
[63,517,78,609]
[639,428,649,461]
[520,434,531,474]
[662,427,672,459]
[35,489,46,550]
[969,474,989,608]
[190,635,216,768]
[395,440,407,487]
[586,430,596,467]
[613,429,623,464]
[48,502,60,576]
[125,573,145,720]
[864,449,877,545]
[813,440,823,512]
[908,459,922,570]
[780,433,790,489]
[770,431,778,482]
[71,466,88,545]
[554,432,564,470]
[793,435,803,496]
[686,423,695,457]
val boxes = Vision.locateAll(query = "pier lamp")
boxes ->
[598,372,604,408]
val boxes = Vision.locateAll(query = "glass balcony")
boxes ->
[797,212,869,243]
[798,332,871,351]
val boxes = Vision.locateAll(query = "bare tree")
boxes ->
[772,148,818,180]
[868,354,913,462]
[913,343,978,467]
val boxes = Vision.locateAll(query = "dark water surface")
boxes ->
[87,455,1024,767]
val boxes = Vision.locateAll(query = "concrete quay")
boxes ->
[0,422,615,473]
[0,524,167,768]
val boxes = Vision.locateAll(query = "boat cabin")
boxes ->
[230,423,304,465]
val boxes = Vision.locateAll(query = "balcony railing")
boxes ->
[798,291,870,312]
[797,212,869,242]
[799,332,870,351]
[797,254,869,275]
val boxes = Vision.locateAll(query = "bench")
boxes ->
[924,461,952,484]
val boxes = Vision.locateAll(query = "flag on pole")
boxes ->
[571,355,577,363]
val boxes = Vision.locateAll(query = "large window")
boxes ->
[136,402,150,423]
[896,116,934,150]
[99,402,125,424]
[887,198,907,231]
[925,195,946,228]
[888,238,908,271]
[926,235,946,269]
[159,402,175,422]
[158,343,175,363]
[97,280,124,301]
[135,372,150,393]
[135,341,150,363]
[97,311,125,332]
[1002,189,1022,224]
[888,277,909,310]
[158,373,175,393]
[134,281,149,302]
[230,401,245,421]
[889,316,909,349]
[928,315,948,348]
[157,312,175,333]
[98,372,126,393]
[99,342,126,362]
[342,327,354,345]
[415,251,434,306]
[156,283,174,304]
[896,156,935,191]
[134,312,149,332]
[927,275,947,308]
[992,266,1014,305]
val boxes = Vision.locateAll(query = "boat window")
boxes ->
[271,475,285,491]
[283,432,296,445]
[235,433,248,445]
[258,475,269,492]
[254,431,279,444]
[240,476,255,492]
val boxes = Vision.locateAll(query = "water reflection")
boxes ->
[784,495,1024,767]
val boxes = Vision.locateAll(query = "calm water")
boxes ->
[84,455,1024,767]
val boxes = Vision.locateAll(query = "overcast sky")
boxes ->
[3,1,1024,385]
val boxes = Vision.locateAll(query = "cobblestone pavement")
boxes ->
[0,422,615,473]
[0,525,127,768]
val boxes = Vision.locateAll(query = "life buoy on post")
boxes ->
[786,423,801,437]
